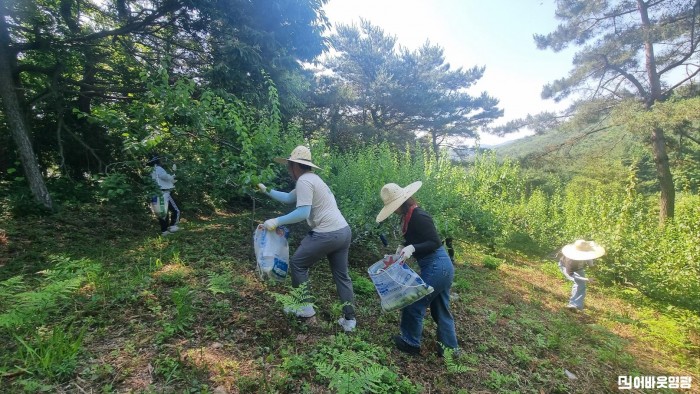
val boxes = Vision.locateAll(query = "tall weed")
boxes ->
[14,326,86,381]
[324,145,507,246]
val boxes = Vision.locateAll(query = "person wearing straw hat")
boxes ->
[257,146,356,332]
[558,239,605,311]
[376,181,459,356]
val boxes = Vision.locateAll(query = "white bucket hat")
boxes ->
[274,146,321,169]
[375,181,422,223]
[561,240,606,261]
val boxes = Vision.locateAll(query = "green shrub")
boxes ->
[349,272,375,297]
[97,172,144,211]
[483,256,503,270]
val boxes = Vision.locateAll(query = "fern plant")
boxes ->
[312,335,419,394]
[315,349,386,394]
[441,345,470,374]
[0,256,99,331]
[268,282,315,313]
[207,272,233,295]
[171,287,195,333]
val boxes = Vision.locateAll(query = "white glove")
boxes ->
[263,218,279,230]
[400,245,415,259]
[257,183,267,193]
[171,164,177,171]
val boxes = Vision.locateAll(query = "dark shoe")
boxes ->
[393,335,420,355]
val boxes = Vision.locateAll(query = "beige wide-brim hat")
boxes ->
[274,145,321,169]
[561,239,606,261]
[375,181,422,223]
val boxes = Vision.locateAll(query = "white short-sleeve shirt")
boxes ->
[293,172,348,233]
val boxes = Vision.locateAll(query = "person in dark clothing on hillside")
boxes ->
[375,181,459,356]
[148,155,181,236]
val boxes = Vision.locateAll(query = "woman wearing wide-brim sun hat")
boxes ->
[376,181,459,356]
[256,146,357,332]
[558,239,605,311]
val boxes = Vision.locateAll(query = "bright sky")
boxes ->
[322,0,578,146]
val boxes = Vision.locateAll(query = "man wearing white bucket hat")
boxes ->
[257,146,356,332]
[559,239,605,311]
[376,181,459,356]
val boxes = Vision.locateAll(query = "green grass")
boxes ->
[0,204,697,393]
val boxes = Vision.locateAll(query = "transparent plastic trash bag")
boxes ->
[368,254,434,312]
[150,191,169,219]
[253,225,289,282]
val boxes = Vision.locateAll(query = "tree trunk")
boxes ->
[431,130,440,163]
[638,0,674,223]
[651,127,674,223]
[0,11,53,210]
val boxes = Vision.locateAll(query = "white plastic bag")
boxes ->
[253,225,289,281]
[367,254,434,312]
[150,191,169,219]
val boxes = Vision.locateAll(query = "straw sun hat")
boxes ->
[561,240,606,261]
[375,181,422,223]
[274,146,321,169]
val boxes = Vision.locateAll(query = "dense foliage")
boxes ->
[86,68,299,211]
[0,0,328,209]
[315,145,699,312]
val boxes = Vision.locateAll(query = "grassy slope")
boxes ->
[0,204,698,393]
[492,125,648,166]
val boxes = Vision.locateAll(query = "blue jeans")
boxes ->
[399,247,458,349]
[560,265,587,309]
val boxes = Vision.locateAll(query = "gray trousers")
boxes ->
[290,226,355,319]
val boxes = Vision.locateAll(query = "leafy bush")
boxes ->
[47,177,95,206]
[87,68,299,212]
[498,163,699,311]
[482,256,503,270]
[96,172,144,211]
[4,184,52,217]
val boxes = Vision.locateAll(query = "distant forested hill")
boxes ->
[488,126,662,193]
[492,126,648,163]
